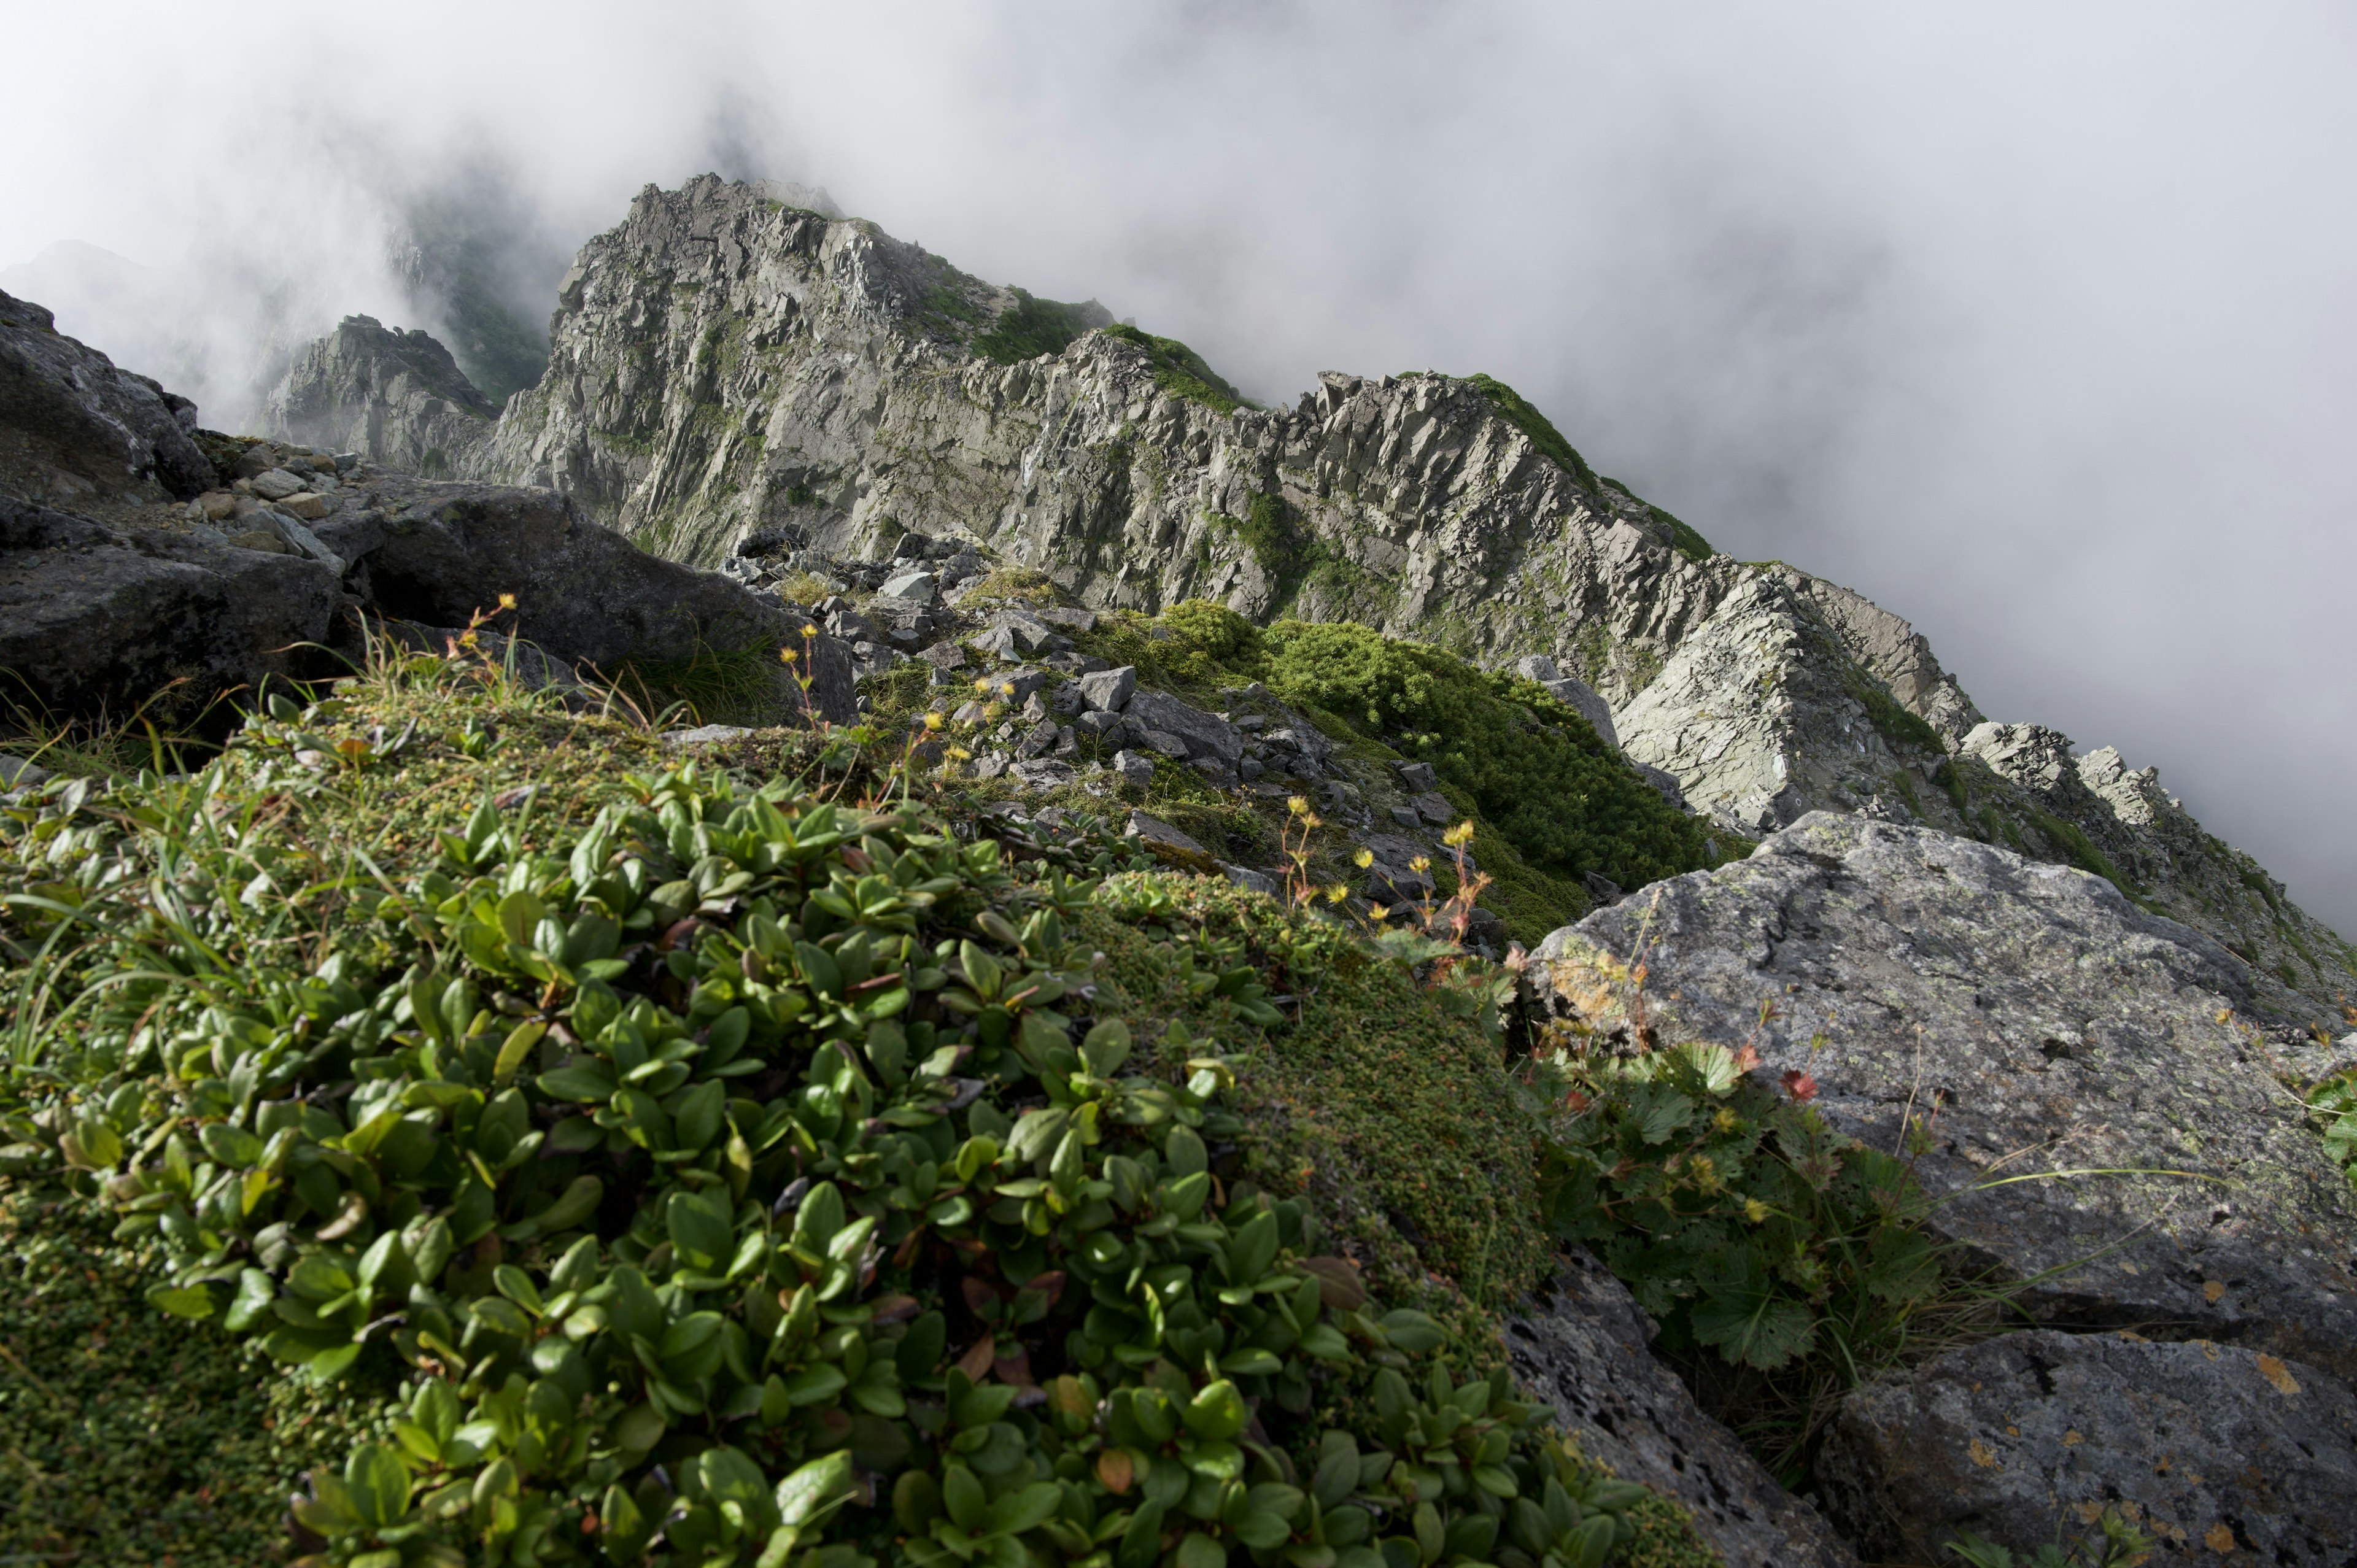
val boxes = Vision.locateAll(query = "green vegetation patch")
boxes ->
[0,1191,384,1565]
[1262,621,1711,892]
[0,645,1716,1568]
[1464,376,1598,491]
[1103,325,1249,416]
[972,290,1105,365]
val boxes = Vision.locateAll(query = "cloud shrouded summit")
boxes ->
[6,0,2353,930]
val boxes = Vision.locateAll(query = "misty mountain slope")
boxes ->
[262,313,498,476]
[266,174,2356,1007]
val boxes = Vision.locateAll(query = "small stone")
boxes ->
[1414,791,1453,825]
[1111,749,1154,787]
[1076,709,1124,738]
[1513,654,1562,683]
[196,490,238,521]
[268,512,346,575]
[878,570,938,604]
[1393,760,1439,792]
[1221,863,1279,897]
[1009,759,1075,790]
[225,528,293,554]
[916,640,970,671]
[972,752,1010,780]
[1139,728,1190,759]
[0,754,50,789]
[1389,806,1421,829]
[277,491,329,520]
[250,468,308,501]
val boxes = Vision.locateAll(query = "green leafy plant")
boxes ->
[1945,1509,2156,1568]
[4,651,1694,1568]
[1461,377,1596,491]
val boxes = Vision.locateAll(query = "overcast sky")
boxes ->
[7,1,2353,935]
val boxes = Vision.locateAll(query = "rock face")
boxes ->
[1506,1249,1859,1568]
[1814,1329,2357,1564]
[409,176,2351,1007]
[0,293,853,729]
[1,288,215,516]
[0,493,339,719]
[1532,814,2357,1375]
[263,314,498,476]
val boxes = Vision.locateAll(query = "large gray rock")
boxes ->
[1506,1249,1857,1568]
[1511,655,1620,749]
[1531,813,2357,1379]
[1,288,215,509]
[0,493,339,718]
[314,479,854,725]
[1122,689,1240,765]
[1815,1329,2357,1564]
[262,314,497,477]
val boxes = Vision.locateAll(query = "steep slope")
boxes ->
[264,175,2354,1010]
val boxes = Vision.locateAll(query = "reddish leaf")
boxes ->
[1781,1070,1819,1102]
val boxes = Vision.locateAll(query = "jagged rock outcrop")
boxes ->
[0,295,850,727]
[433,177,2356,1005]
[263,314,498,476]
[1815,1329,2357,1564]
[1508,1249,1859,1567]
[1533,813,2357,1351]
[1,288,214,518]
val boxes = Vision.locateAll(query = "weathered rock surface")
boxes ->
[1,288,215,515]
[1532,814,2357,1378]
[263,314,497,477]
[1506,1249,1857,1568]
[0,493,339,717]
[1814,1329,2357,1564]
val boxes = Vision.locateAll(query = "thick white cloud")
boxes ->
[7,1,2353,930]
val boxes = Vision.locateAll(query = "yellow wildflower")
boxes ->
[1353,848,1374,869]
[923,712,945,731]
[1443,819,1476,848]
[497,592,518,611]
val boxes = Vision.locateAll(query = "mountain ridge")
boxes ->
[261,173,2352,1014]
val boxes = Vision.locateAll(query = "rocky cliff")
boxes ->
[261,312,498,476]
[295,175,2343,1011]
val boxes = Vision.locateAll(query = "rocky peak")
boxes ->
[262,313,498,477]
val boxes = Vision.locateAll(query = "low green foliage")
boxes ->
[1261,622,1709,892]
[0,1190,382,1564]
[621,638,793,727]
[1463,377,1597,491]
[0,648,1719,1568]
[1647,509,1714,566]
[2302,1068,2357,1191]
[1538,1043,1940,1378]
[1528,947,2009,1487]
[972,292,1102,365]
[2026,810,2137,900]
[1238,493,1301,579]
[1945,1512,2156,1568]
[1102,326,1248,417]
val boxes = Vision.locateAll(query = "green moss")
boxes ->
[1102,323,1249,415]
[970,288,1101,363]
[1651,508,1715,563]
[0,1190,383,1566]
[2030,809,2138,897]
[1848,673,1945,754]
[1465,374,1598,489]
[1262,622,1711,890]
[1933,758,1970,814]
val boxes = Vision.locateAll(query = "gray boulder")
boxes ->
[1123,689,1241,765]
[1815,1329,2357,1564]
[1530,813,2357,1379]
[1507,1249,1857,1568]
[0,493,339,718]
[1512,654,1620,748]
[1077,664,1136,713]
[1,288,215,506]
[315,479,854,725]
[1126,811,1204,855]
